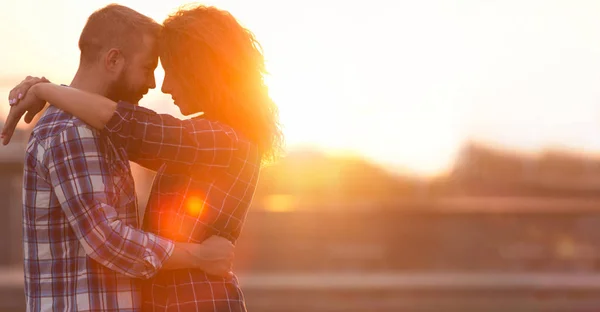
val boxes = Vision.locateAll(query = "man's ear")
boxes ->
[104,48,124,73]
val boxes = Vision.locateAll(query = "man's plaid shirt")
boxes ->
[23,106,175,311]
[104,102,260,312]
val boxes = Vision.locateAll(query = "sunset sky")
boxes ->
[3,0,600,176]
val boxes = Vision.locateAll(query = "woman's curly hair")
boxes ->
[160,5,284,165]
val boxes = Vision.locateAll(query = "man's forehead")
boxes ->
[136,34,159,63]
[141,33,159,50]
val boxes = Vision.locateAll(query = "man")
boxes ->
[3,4,234,311]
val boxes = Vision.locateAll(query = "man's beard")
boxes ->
[106,71,143,104]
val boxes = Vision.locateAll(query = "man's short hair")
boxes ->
[78,4,161,64]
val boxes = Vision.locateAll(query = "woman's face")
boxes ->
[161,62,200,116]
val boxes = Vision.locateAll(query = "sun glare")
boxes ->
[185,196,204,217]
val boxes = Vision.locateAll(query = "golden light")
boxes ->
[263,194,296,213]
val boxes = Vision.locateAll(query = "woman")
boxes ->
[7,5,282,311]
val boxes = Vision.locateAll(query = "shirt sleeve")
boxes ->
[103,101,238,172]
[46,125,175,279]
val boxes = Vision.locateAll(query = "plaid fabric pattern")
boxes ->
[23,106,175,312]
[105,102,261,311]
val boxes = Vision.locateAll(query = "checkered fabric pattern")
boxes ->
[105,102,260,312]
[23,106,175,312]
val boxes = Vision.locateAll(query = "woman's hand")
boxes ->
[8,75,49,107]
[2,76,50,145]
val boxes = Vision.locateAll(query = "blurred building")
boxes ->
[236,200,600,274]
[449,143,600,197]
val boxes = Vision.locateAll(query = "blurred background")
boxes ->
[4,0,600,311]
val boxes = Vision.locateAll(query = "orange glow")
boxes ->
[185,195,204,217]
[263,194,296,212]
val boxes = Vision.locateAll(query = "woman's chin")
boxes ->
[177,104,203,117]
[176,104,190,116]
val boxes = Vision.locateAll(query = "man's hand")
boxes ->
[164,235,235,278]
[190,235,235,278]
[2,76,49,145]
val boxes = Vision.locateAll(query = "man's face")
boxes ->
[107,34,158,104]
